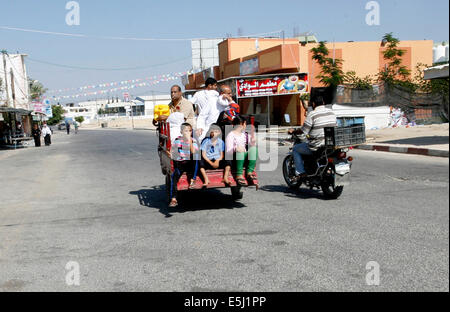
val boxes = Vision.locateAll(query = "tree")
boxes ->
[378,33,411,86]
[310,41,345,90]
[47,105,65,125]
[29,79,48,101]
[75,116,84,124]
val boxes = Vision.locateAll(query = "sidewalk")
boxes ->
[266,123,449,158]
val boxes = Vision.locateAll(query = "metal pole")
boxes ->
[130,94,135,130]
[267,96,270,127]
[2,51,10,107]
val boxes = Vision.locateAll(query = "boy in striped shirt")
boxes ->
[169,123,199,207]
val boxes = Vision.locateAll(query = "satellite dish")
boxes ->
[255,39,260,52]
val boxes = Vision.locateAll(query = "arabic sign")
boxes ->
[236,74,309,98]
[240,58,259,76]
[31,101,44,114]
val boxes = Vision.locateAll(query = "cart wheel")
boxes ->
[231,186,243,201]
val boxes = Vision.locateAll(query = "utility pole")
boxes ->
[129,92,135,130]
[2,51,10,107]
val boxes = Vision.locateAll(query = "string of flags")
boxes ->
[50,71,186,101]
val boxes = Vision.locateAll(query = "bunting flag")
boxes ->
[50,71,187,101]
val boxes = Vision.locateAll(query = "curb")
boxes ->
[265,137,449,158]
[354,144,449,158]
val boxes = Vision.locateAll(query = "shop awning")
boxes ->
[0,107,32,115]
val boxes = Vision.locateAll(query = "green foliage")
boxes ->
[47,105,65,125]
[344,71,374,90]
[310,42,345,89]
[75,116,84,124]
[300,93,310,101]
[378,33,411,84]
[29,79,48,101]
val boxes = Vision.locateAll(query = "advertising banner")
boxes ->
[236,73,308,98]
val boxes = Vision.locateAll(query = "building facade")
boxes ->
[182,38,434,126]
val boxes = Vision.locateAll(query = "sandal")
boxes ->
[188,179,197,190]
[236,177,248,186]
[247,172,259,187]
[169,199,178,208]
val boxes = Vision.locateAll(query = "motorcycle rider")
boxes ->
[288,96,337,179]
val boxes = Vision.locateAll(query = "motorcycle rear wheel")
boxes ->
[321,178,344,199]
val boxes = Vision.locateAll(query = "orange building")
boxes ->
[183,38,433,126]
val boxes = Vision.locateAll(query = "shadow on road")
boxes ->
[129,185,246,218]
[260,184,327,200]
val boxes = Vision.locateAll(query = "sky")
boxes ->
[0,0,449,104]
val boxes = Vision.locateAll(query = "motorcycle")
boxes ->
[282,133,353,199]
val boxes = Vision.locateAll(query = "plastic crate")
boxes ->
[325,124,366,147]
[336,116,365,127]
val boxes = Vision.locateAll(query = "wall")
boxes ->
[303,40,433,87]
[0,54,29,110]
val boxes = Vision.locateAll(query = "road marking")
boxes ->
[129,149,143,156]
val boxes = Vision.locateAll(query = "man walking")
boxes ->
[66,120,71,135]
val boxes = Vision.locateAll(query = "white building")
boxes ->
[135,94,172,118]
[0,53,30,110]
[71,93,172,123]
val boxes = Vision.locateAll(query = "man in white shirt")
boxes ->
[196,84,234,141]
[191,77,218,116]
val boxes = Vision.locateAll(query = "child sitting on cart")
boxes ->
[169,123,199,208]
[199,124,229,187]
[224,115,258,187]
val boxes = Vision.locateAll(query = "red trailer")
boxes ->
[158,120,258,205]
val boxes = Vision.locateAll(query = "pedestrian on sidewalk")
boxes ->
[42,123,52,146]
[32,124,41,147]
[74,121,79,134]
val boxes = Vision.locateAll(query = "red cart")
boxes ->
[158,119,258,205]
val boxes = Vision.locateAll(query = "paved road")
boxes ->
[0,129,448,291]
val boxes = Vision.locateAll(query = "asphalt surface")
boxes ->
[0,129,448,292]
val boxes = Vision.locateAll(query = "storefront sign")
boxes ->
[32,101,44,114]
[240,57,259,76]
[236,73,308,98]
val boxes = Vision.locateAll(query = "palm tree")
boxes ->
[29,79,48,101]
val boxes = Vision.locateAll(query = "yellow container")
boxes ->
[154,104,170,120]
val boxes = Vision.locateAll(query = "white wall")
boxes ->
[0,54,29,109]
[332,104,391,130]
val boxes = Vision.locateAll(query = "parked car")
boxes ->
[57,123,66,130]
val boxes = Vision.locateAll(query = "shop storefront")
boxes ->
[0,107,33,146]
[219,72,309,126]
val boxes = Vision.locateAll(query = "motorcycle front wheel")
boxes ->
[282,155,301,190]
